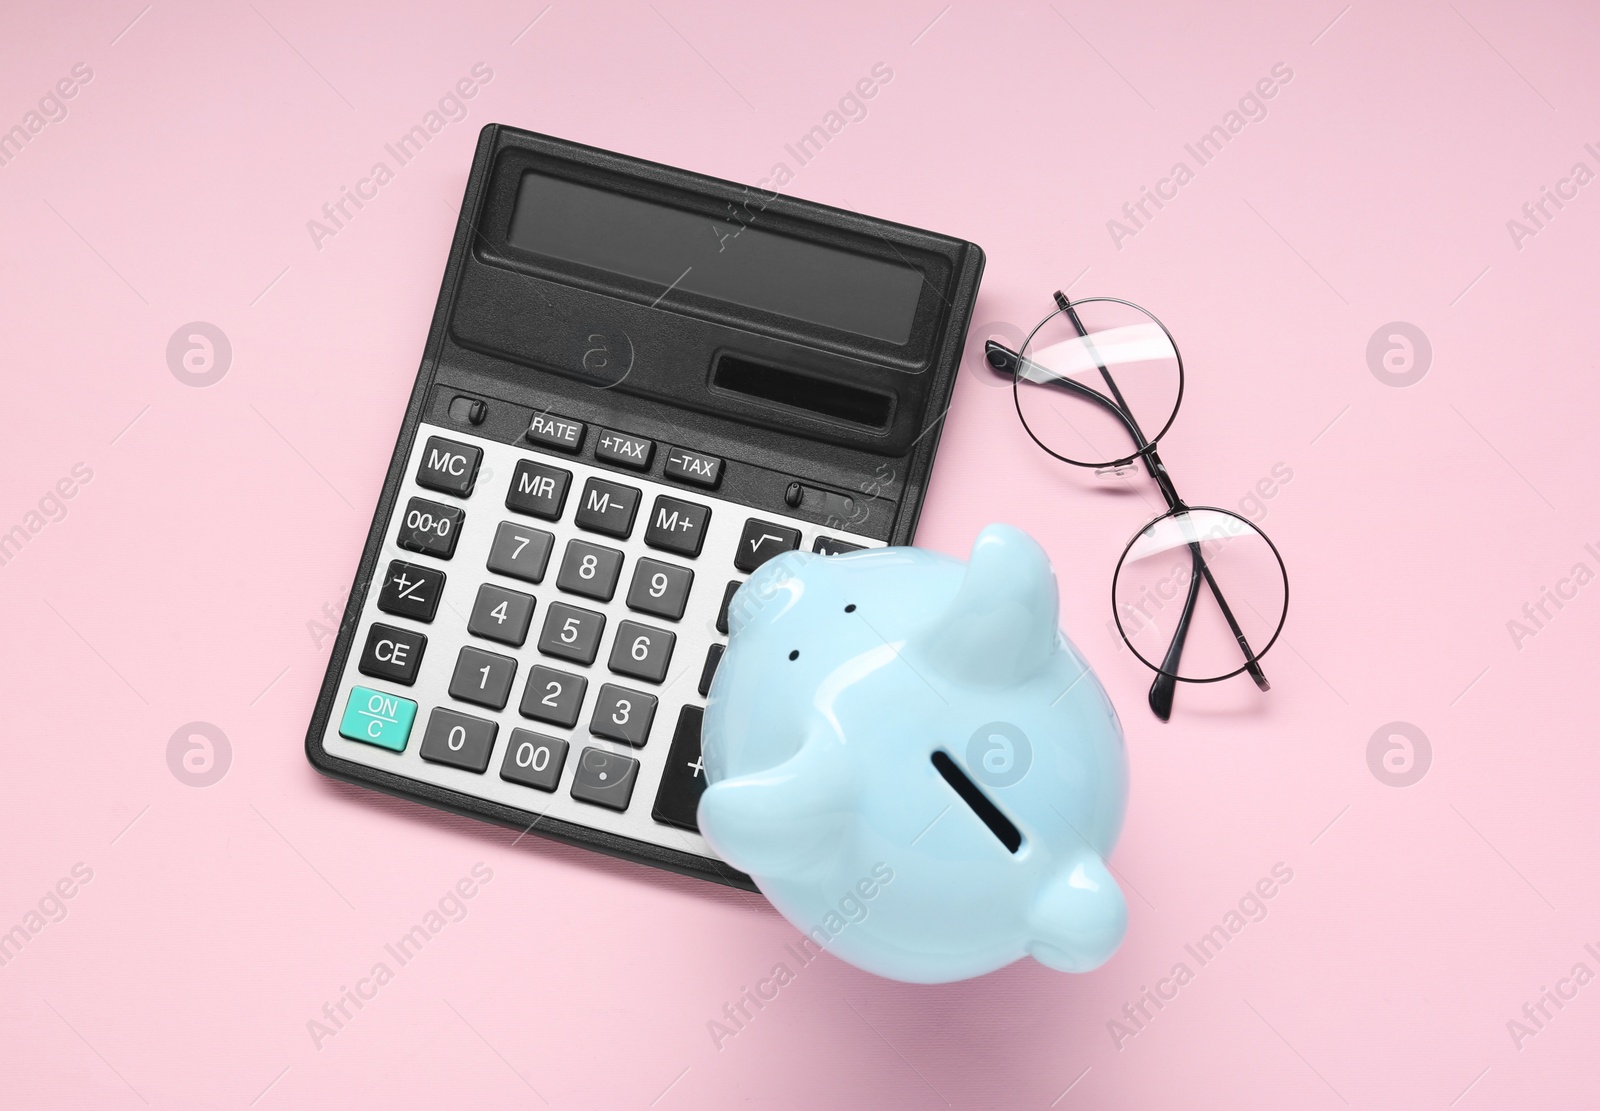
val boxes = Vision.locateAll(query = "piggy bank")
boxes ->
[698,524,1129,983]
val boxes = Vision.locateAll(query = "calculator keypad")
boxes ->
[467,583,536,647]
[359,623,427,686]
[574,478,640,537]
[398,497,465,559]
[325,420,884,868]
[626,559,693,620]
[556,539,625,601]
[644,495,711,557]
[519,665,587,727]
[378,560,445,622]
[486,521,554,584]
[589,683,657,747]
[505,460,570,520]
[449,646,517,710]
[538,602,606,664]
[608,620,675,683]
[419,707,498,773]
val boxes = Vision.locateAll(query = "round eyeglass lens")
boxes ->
[1112,507,1287,682]
[1013,297,1183,468]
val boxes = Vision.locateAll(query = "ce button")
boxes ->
[358,623,428,686]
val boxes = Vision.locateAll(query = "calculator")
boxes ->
[305,126,984,888]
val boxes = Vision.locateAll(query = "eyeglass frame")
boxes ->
[984,290,1289,720]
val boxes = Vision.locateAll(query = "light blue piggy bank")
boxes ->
[698,524,1129,983]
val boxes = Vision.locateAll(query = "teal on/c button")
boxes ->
[338,686,417,752]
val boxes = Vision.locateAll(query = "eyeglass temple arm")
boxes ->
[986,332,1270,709]
[1147,542,1271,718]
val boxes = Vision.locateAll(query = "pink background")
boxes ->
[2,1,1597,1106]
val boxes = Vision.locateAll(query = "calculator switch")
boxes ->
[338,686,418,752]
[644,495,710,558]
[813,535,866,556]
[419,708,498,774]
[397,497,465,559]
[589,683,658,748]
[663,447,723,489]
[594,429,655,471]
[501,730,568,792]
[505,459,571,520]
[377,560,445,622]
[486,521,555,584]
[570,747,640,812]
[448,646,518,710]
[358,623,427,686]
[555,539,625,601]
[526,412,586,453]
[415,435,482,497]
[608,620,676,684]
[626,559,693,621]
[573,478,641,538]
[651,706,708,832]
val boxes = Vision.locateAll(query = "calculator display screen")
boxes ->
[507,172,923,345]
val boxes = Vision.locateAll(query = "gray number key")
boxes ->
[555,539,624,601]
[419,708,498,773]
[625,559,693,621]
[448,646,517,710]
[518,665,587,728]
[589,683,657,748]
[500,730,568,792]
[537,602,606,665]
[487,521,554,584]
[467,583,536,646]
[607,620,675,684]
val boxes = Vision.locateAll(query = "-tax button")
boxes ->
[663,447,722,489]
[415,436,482,497]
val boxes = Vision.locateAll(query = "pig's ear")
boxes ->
[918,524,1059,686]
[697,726,852,879]
[1026,853,1127,973]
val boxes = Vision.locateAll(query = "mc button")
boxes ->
[415,435,482,497]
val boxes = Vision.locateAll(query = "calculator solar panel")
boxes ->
[306,127,984,888]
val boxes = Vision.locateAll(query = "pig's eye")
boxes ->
[844,604,856,613]
[788,650,800,661]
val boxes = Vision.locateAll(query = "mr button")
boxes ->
[358,623,427,686]
[415,436,482,497]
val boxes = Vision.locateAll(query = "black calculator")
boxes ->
[305,126,984,888]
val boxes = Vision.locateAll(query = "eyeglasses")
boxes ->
[985,292,1289,721]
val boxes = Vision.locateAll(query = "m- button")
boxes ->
[415,436,482,497]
